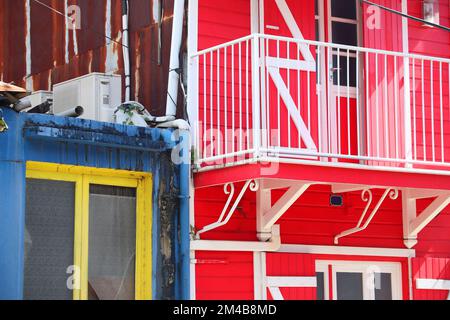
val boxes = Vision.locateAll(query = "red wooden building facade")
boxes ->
[187,0,450,300]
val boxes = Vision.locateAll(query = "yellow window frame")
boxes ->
[25,161,153,300]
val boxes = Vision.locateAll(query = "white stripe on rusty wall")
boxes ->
[25,0,33,91]
[105,0,119,73]
[64,0,69,64]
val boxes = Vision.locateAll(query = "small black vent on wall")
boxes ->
[330,194,344,207]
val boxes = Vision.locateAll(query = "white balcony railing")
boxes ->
[190,34,450,171]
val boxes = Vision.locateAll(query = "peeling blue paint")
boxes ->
[0,107,188,300]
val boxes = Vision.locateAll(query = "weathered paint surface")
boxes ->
[0,0,185,117]
[0,107,183,299]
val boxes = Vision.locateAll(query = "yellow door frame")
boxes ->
[26,162,153,300]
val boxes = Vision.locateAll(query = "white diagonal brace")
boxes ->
[262,183,311,231]
[409,195,450,238]
[407,189,449,200]
[268,67,317,151]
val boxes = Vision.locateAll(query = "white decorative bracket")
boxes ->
[416,279,450,300]
[196,180,259,237]
[257,180,312,241]
[334,188,399,245]
[402,189,450,249]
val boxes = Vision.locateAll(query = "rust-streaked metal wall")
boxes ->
[0,0,182,117]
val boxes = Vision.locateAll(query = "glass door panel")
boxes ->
[88,185,137,300]
[24,179,76,300]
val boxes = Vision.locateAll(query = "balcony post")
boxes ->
[402,0,413,167]
[251,34,262,160]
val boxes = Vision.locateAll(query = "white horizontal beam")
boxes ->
[261,179,311,191]
[416,279,450,290]
[332,184,371,193]
[409,195,450,237]
[278,244,415,258]
[191,226,281,252]
[267,277,317,288]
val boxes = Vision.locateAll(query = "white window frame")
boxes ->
[326,0,362,96]
[316,260,403,300]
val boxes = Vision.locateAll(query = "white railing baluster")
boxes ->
[217,48,221,157]
[224,46,228,156]
[431,60,435,162]
[422,60,426,161]
[231,44,235,154]
[347,49,351,156]
[239,42,243,152]
[394,56,399,160]
[440,61,444,163]
[251,34,261,159]
[413,57,417,161]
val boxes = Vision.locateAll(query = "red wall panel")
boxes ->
[412,257,450,300]
[195,251,255,300]
[266,253,317,300]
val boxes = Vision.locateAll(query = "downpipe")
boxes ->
[122,0,131,101]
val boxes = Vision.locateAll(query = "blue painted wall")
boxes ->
[0,107,190,300]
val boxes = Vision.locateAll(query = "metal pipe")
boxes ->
[26,101,51,114]
[178,130,191,300]
[166,0,185,117]
[57,106,84,118]
[122,0,131,102]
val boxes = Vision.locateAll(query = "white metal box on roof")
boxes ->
[53,73,122,123]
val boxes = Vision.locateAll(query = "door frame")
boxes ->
[25,161,153,300]
[316,260,403,300]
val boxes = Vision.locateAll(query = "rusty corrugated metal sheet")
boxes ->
[0,0,183,117]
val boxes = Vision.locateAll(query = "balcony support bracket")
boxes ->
[195,179,259,238]
[257,180,312,241]
[334,188,399,245]
[403,189,450,248]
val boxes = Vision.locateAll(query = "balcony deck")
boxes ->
[189,34,450,182]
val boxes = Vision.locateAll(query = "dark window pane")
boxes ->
[90,184,136,197]
[315,20,319,41]
[336,272,364,300]
[333,54,357,87]
[24,179,75,300]
[315,0,319,15]
[316,272,325,300]
[375,273,393,300]
[332,21,358,46]
[331,0,357,20]
[88,185,137,300]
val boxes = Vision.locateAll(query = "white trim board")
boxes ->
[416,279,450,300]
[192,241,415,258]
[279,244,415,258]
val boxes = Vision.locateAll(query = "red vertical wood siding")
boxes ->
[412,257,450,300]
[193,0,450,300]
[362,0,406,167]
[408,0,450,168]
[266,253,317,300]
[263,0,319,151]
[195,251,255,300]
[197,0,253,163]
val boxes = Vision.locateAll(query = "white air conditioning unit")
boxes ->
[53,73,122,122]
[27,90,53,108]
